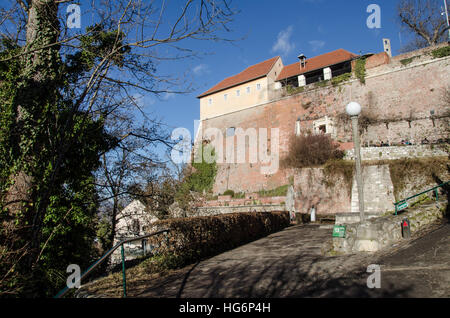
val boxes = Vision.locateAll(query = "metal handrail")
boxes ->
[54,228,170,298]
[394,181,449,215]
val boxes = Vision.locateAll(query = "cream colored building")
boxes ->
[197,56,284,120]
[197,49,357,121]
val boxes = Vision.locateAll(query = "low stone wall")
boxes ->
[335,212,381,224]
[197,204,286,216]
[344,144,448,161]
[331,201,447,254]
[204,196,285,207]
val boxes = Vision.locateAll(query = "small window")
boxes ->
[257,84,261,90]
[319,125,326,134]
[131,219,140,233]
[224,94,228,101]
[208,98,212,105]
[236,90,240,96]
[295,119,301,136]
[226,127,235,137]
[247,87,250,94]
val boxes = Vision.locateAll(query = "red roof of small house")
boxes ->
[276,49,358,81]
[197,56,280,98]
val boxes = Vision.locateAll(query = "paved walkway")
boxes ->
[118,220,449,298]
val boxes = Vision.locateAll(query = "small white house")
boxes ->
[112,200,160,263]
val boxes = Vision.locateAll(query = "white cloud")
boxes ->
[192,64,209,76]
[162,92,175,100]
[309,40,325,52]
[271,26,295,56]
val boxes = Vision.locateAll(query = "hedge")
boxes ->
[146,211,290,265]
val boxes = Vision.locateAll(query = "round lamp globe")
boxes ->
[346,102,362,116]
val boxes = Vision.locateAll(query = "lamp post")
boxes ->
[346,102,365,222]
[443,0,450,42]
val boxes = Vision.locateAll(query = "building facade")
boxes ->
[196,44,450,199]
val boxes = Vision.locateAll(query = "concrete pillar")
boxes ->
[298,75,306,87]
[323,67,332,80]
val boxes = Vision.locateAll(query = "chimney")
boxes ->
[298,54,307,69]
[383,38,392,57]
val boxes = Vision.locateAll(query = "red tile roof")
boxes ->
[197,56,280,98]
[276,49,358,81]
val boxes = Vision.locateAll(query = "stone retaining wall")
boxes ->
[331,201,447,254]
[197,204,286,216]
[344,144,448,161]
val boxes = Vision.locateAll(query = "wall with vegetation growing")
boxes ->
[199,44,449,197]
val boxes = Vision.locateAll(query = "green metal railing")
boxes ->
[394,181,449,215]
[54,228,169,298]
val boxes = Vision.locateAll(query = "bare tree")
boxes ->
[0,0,238,296]
[398,0,449,52]
[95,108,175,253]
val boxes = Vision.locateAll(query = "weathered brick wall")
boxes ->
[199,47,450,195]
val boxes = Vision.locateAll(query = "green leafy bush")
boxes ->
[147,212,290,266]
[354,58,366,84]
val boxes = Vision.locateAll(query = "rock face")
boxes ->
[331,201,446,254]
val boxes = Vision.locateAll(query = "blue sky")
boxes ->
[67,0,431,163]
[143,0,408,139]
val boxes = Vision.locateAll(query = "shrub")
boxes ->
[331,72,351,86]
[147,212,290,266]
[223,189,235,197]
[281,134,345,168]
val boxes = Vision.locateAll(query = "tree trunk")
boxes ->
[4,0,60,277]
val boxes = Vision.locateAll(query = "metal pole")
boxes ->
[351,115,365,221]
[444,0,450,42]
[121,244,127,298]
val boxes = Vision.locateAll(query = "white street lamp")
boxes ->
[442,0,450,42]
[346,102,365,222]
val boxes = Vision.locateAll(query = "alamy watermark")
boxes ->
[171,121,280,175]
[67,4,81,29]
[66,264,81,289]
[366,264,381,289]
[366,4,381,29]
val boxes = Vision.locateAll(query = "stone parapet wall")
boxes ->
[204,196,285,207]
[197,204,286,216]
[331,201,446,254]
[344,144,448,161]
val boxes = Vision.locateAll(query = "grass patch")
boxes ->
[431,46,450,59]
[258,184,289,197]
[361,157,449,201]
[286,85,305,95]
[400,55,421,66]
[409,194,432,208]
[315,80,329,88]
